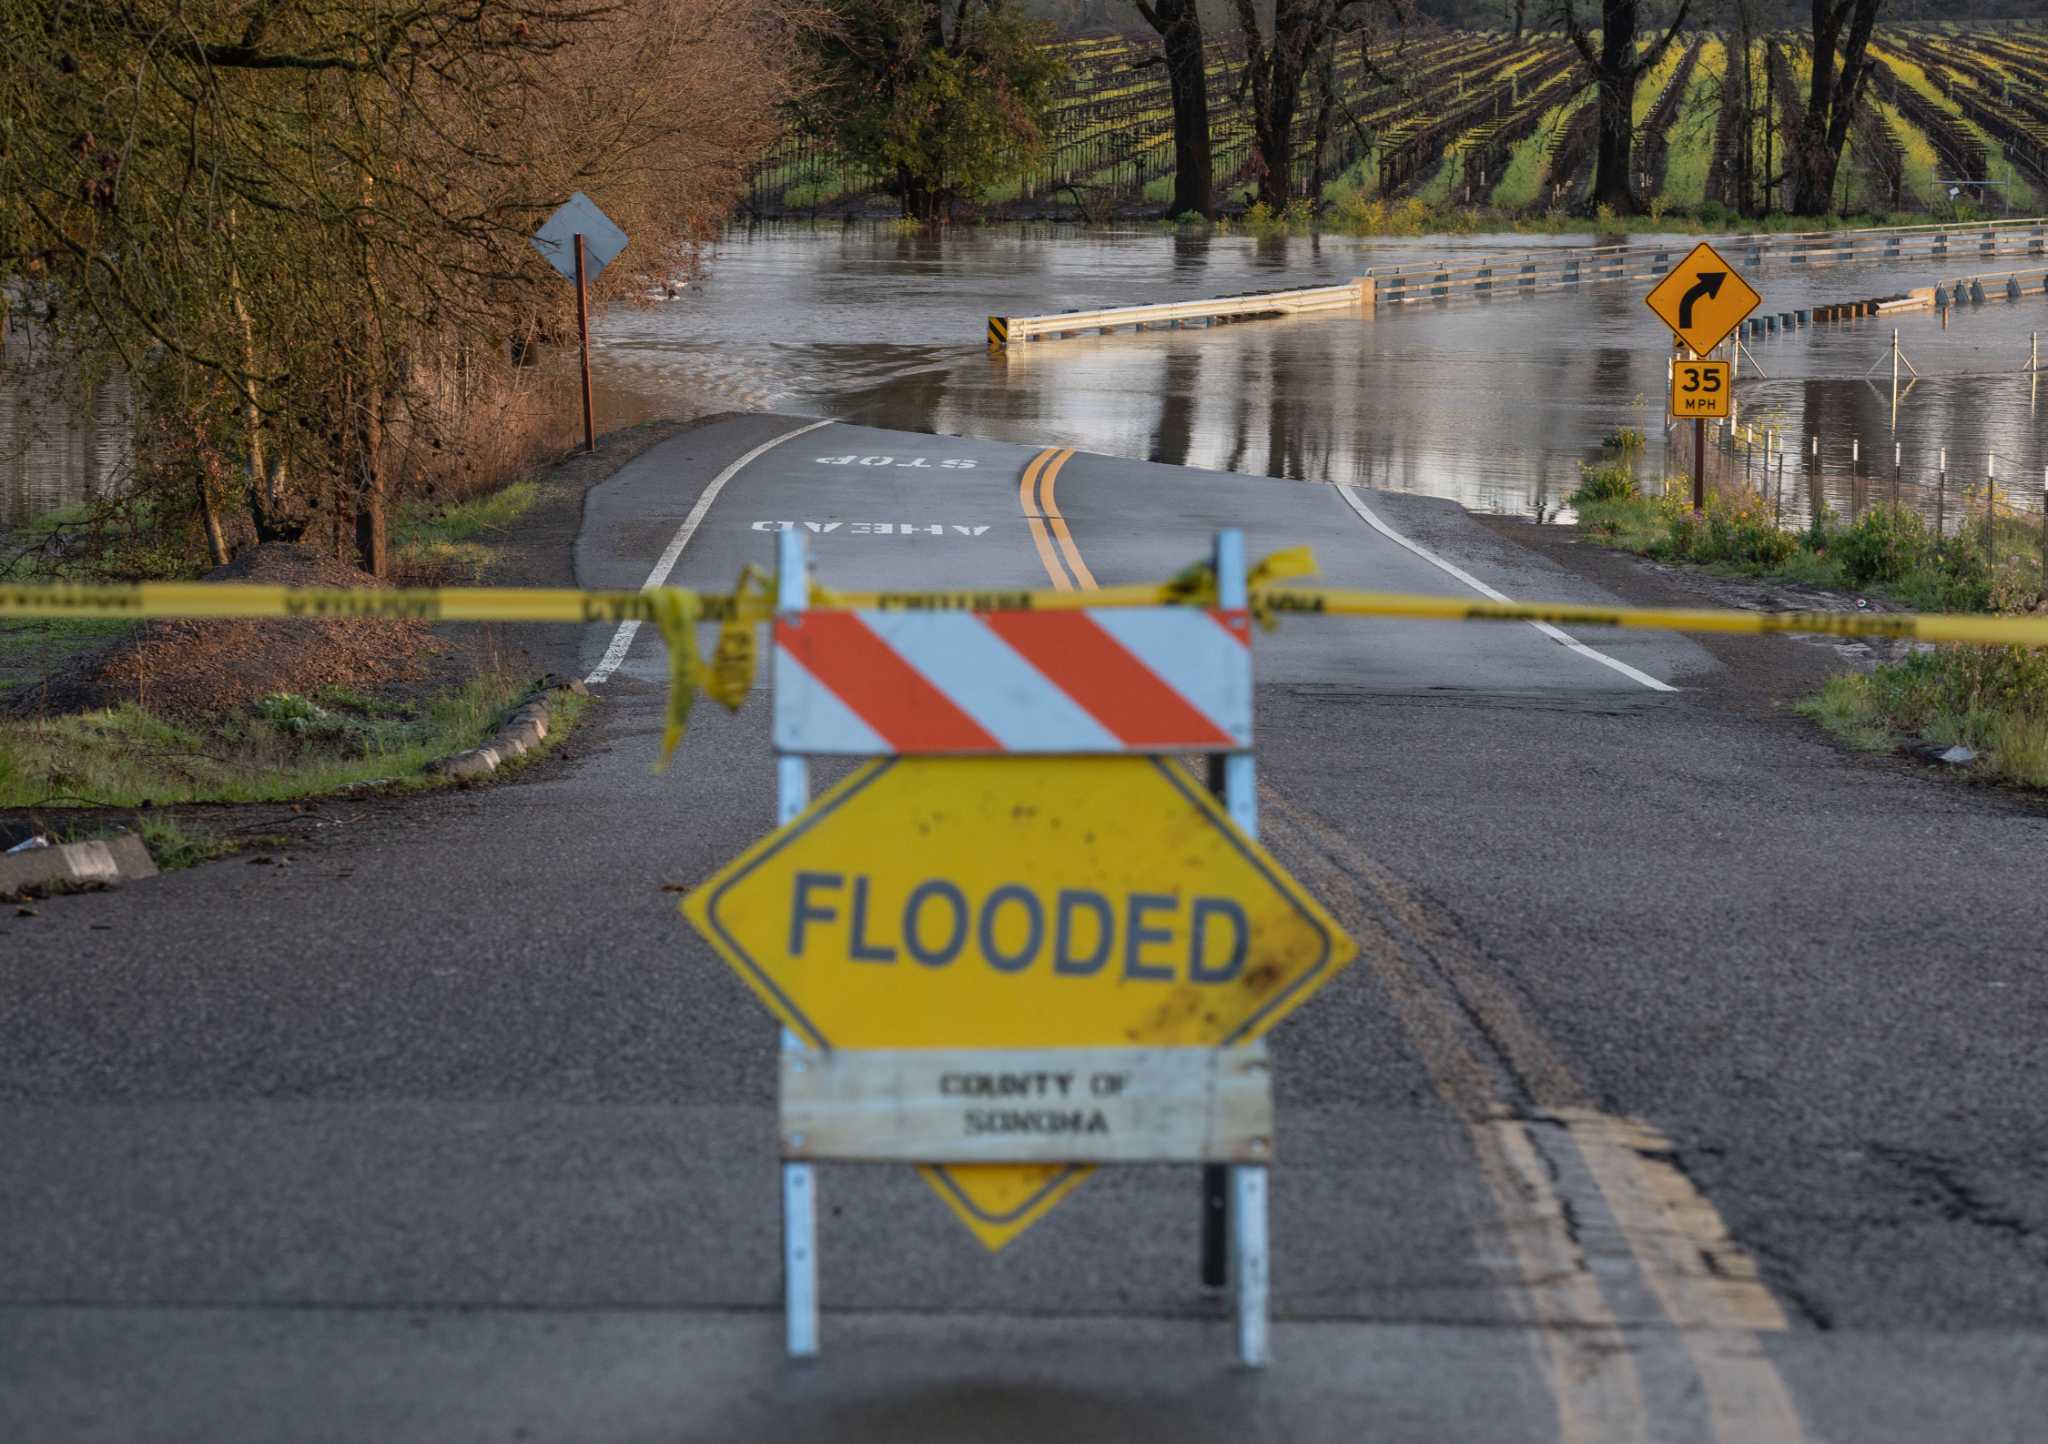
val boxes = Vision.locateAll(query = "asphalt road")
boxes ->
[4,415,2047,1443]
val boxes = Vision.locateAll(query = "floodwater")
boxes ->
[7,224,2047,530]
[599,224,2048,528]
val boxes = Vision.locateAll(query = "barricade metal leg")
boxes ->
[775,530,819,1360]
[1233,1164,1271,1367]
[1213,528,1269,1368]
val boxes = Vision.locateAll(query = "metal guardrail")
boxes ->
[986,218,2048,347]
[1368,219,2048,308]
[989,280,1370,346]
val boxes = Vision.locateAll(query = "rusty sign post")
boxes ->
[530,193,628,455]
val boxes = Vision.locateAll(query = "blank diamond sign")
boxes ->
[530,192,627,283]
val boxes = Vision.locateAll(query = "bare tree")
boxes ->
[1,0,795,575]
[1232,0,1398,212]
[1559,0,1693,214]
[1788,0,1885,214]
[1134,0,1215,218]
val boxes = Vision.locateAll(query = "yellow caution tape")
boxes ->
[1250,587,2048,646]
[706,566,774,710]
[647,587,702,769]
[11,552,2048,767]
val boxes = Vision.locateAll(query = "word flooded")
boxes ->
[787,871,1250,984]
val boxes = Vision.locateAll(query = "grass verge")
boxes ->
[392,479,540,583]
[1569,455,2048,788]
[0,671,585,808]
[1797,649,2048,788]
[1574,487,2041,612]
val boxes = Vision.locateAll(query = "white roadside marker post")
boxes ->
[1214,528,1270,1368]
[778,527,820,1359]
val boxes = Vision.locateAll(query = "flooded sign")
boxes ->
[680,753,1355,1248]
[1646,241,1762,357]
[1671,359,1732,418]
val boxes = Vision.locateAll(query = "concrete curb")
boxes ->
[424,675,588,783]
[0,833,158,901]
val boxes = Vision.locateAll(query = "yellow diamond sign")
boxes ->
[681,754,1356,1249]
[1645,240,1762,357]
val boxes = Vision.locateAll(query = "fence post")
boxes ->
[1988,453,1999,568]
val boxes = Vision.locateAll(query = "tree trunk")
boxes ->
[896,164,939,222]
[1141,0,1215,218]
[1309,43,1337,204]
[1789,0,1881,216]
[354,388,387,578]
[195,459,230,567]
[1234,0,1314,212]
[1788,112,1839,214]
[1567,0,1692,216]
[1513,0,1527,40]
[1590,2,1641,212]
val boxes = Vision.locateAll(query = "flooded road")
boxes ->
[7,223,2047,528]
[598,224,2048,527]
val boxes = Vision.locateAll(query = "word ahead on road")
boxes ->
[1671,359,1732,419]
[1646,240,1761,357]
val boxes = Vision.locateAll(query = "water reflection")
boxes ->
[612,225,2045,529]
[8,223,2047,529]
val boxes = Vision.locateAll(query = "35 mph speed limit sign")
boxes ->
[1670,359,1731,419]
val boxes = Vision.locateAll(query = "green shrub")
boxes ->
[1658,493,1797,569]
[1831,504,1932,586]
[1600,427,1646,457]
[1570,461,1640,504]
[255,692,330,736]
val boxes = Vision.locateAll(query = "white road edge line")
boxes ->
[583,418,836,687]
[1333,483,1677,695]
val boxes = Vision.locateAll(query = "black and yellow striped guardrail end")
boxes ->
[987,315,1009,348]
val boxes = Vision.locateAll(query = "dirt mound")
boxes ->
[7,544,447,718]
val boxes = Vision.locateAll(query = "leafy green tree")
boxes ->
[803,1,1065,220]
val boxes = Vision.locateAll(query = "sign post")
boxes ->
[775,528,818,1359]
[530,192,628,456]
[682,530,1358,1367]
[573,236,595,454]
[1647,242,1761,513]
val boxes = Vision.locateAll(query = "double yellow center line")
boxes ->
[1018,447,1097,592]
